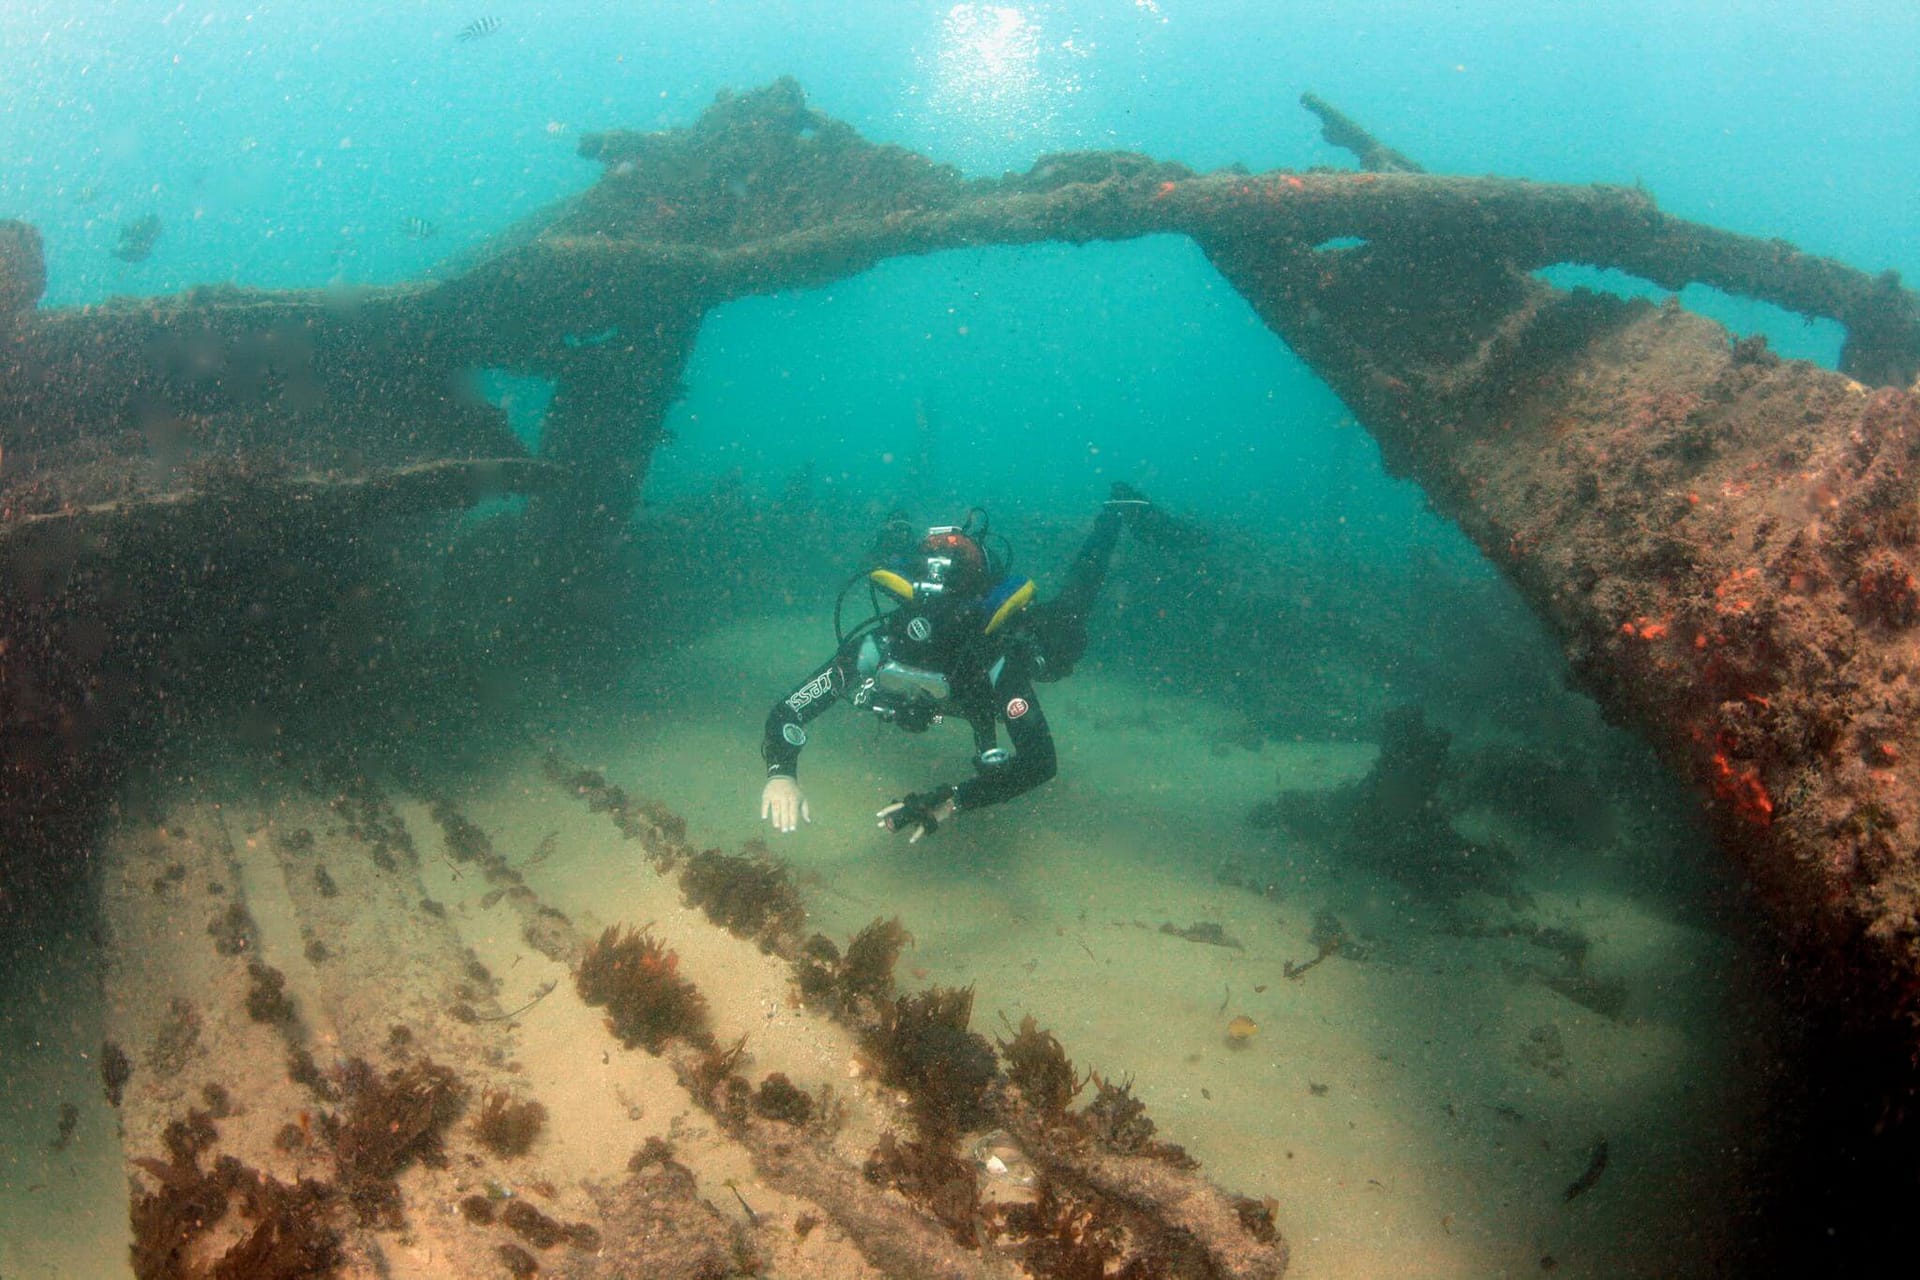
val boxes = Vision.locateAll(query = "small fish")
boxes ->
[1225,1014,1260,1045]
[456,16,502,42]
[111,213,162,263]
[400,215,439,241]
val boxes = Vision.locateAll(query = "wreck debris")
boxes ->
[0,219,45,317]
[7,79,1920,967]
[112,213,163,264]
[1564,1136,1611,1202]
[1254,705,1519,900]
[1159,919,1245,949]
[580,1141,759,1279]
[1300,92,1424,173]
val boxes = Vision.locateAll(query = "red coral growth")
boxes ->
[1709,751,1774,827]
[1712,566,1764,615]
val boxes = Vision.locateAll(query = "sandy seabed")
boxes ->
[0,610,1780,1278]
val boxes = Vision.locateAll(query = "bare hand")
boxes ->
[761,776,811,833]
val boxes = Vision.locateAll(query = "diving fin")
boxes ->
[1108,482,1208,552]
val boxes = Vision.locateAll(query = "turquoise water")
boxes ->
[3,2,1917,1276]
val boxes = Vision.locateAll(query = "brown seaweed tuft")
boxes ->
[1232,1193,1281,1244]
[840,916,913,1002]
[245,961,296,1024]
[575,924,713,1054]
[863,1131,982,1247]
[629,1135,676,1171]
[793,933,842,1002]
[750,1072,814,1126]
[637,799,688,845]
[130,1113,230,1279]
[794,920,914,1009]
[868,985,996,1137]
[679,843,806,951]
[326,1056,467,1226]
[502,1199,568,1249]
[999,1178,1126,1280]
[429,799,493,864]
[1079,1073,1194,1168]
[101,1039,132,1107]
[497,1241,538,1278]
[472,1087,548,1157]
[688,1034,752,1118]
[287,1048,336,1100]
[207,901,253,957]
[998,1016,1083,1119]
[129,1107,343,1280]
[206,1173,342,1280]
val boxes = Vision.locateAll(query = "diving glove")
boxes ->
[876,787,956,844]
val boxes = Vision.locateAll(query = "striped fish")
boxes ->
[401,215,439,241]
[456,16,502,42]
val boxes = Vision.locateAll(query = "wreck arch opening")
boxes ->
[653,233,1464,565]
[643,230,1716,821]
[1536,263,1847,366]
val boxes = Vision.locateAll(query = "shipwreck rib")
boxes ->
[443,171,1919,391]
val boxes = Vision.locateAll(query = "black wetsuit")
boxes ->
[761,505,1125,816]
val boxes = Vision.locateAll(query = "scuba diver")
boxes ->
[759,484,1185,843]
